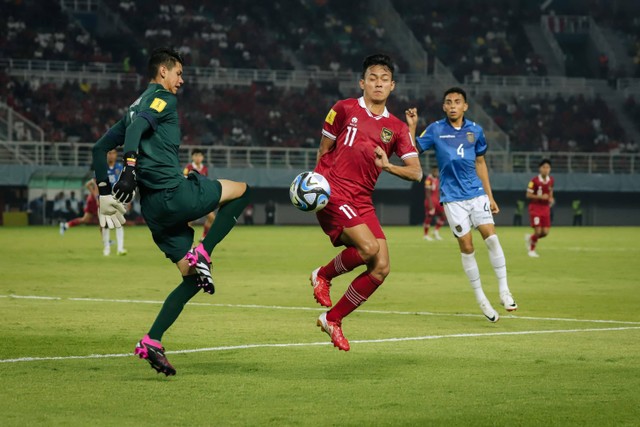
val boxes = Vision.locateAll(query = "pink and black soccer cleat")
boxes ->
[134,335,176,376]
[317,312,350,351]
[185,243,214,294]
[310,268,332,307]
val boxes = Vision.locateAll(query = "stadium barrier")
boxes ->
[0,141,637,175]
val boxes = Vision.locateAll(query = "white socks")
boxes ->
[102,227,110,250]
[461,252,487,304]
[484,234,509,295]
[115,227,124,252]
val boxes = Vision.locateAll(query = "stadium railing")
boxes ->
[0,141,637,175]
[463,75,595,96]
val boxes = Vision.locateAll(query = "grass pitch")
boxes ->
[1,224,639,426]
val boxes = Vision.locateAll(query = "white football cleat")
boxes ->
[103,247,111,256]
[528,250,540,258]
[434,230,443,241]
[59,222,68,236]
[500,292,518,312]
[479,300,499,323]
[423,235,434,241]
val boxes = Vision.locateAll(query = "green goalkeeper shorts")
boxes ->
[140,173,222,263]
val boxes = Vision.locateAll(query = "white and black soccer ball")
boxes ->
[289,171,330,212]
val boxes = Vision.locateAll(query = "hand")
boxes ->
[428,208,436,216]
[113,151,137,204]
[405,108,418,130]
[98,195,127,229]
[489,197,500,214]
[374,146,390,169]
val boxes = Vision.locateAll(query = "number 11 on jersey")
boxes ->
[344,126,358,147]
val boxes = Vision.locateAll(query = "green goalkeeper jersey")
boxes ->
[123,83,183,190]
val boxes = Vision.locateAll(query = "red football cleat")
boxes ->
[317,312,350,351]
[310,268,332,307]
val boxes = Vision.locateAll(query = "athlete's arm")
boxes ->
[113,117,152,204]
[475,155,499,214]
[316,135,336,165]
[92,119,125,187]
[374,147,423,182]
[405,107,418,144]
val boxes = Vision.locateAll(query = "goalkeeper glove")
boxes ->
[113,151,137,204]
[97,181,126,229]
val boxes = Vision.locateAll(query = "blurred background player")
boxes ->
[311,54,422,351]
[411,87,517,322]
[423,165,446,241]
[525,158,554,258]
[60,150,127,256]
[183,149,216,239]
[93,47,250,376]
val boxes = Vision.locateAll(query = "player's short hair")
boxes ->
[191,149,204,156]
[362,54,394,79]
[443,87,467,103]
[148,47,184,79]
[539,158,551,167]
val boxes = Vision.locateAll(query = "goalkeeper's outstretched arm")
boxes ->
[93,119,126,189]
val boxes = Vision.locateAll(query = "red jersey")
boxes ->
[424,173,440,205]
[183,162,209,177]
[315,97,418,204]
[527,175,554,207]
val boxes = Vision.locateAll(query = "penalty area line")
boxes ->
[2,294,640,326]
[1,326,640,364]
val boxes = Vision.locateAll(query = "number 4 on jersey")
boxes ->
[456,143,464,158]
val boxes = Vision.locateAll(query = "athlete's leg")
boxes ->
[202,211,216,238]
[529,225,542,251]
[148,274,201,342]
[115,226,126,254]
[101,227,111,256]
[479,223,517,311]
[200,180,250,255]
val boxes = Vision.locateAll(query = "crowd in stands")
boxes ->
[393,0,546,80]
[480,93,635,153]
[0,0,112,63]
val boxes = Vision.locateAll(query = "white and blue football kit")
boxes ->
[416,118,493,237]
[107,162,123,187]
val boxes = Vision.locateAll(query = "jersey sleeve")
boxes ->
[394,122,419,161]
[475,128,488,156]
[137,91,177,131]
[415,124,435,152]
[527,179,536,193]
[321,101,346,141]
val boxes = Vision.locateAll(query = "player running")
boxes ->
[423,165,446,241]
[310,53,423,351]
[60,150,127,256]
[92,48,251,375]
[525,159,554,258]
[183,149,216,240]
[410,87,517,322]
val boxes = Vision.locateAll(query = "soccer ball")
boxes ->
[289,171,330,212]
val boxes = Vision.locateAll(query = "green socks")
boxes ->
[202,185,251,254]
[148,275,200,341]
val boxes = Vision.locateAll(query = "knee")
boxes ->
[358,239,380,262]
[459,241,474,254]
[372,258,390,280]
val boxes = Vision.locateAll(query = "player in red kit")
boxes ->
[423,165,446,241]
[310,54,423,351]
[183,149,216,239]
[525,158,554,257]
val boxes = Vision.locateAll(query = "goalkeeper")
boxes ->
[92,47,251,376]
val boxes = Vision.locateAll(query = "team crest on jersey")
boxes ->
[381,127,393,144]
[466,132,475,143]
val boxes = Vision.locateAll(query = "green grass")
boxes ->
[1,225,639,426]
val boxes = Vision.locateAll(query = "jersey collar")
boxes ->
[358,97,389,119]
[444,117,470,130]
[538,174,551,183]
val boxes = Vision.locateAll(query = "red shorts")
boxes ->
[424,202,444,217]
[529,206,551,228]
[316,197,385,247]
[84,194,98,215]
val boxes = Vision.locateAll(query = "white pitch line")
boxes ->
[2,294,640,325]
[1,326,639,364]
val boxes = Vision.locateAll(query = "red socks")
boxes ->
[318,246,365,281]
[530,234,539,250]
[67,218,82,227]
[326,272,383,322]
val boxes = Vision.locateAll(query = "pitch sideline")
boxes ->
[1,326,639,364]
[2,293,640,325]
